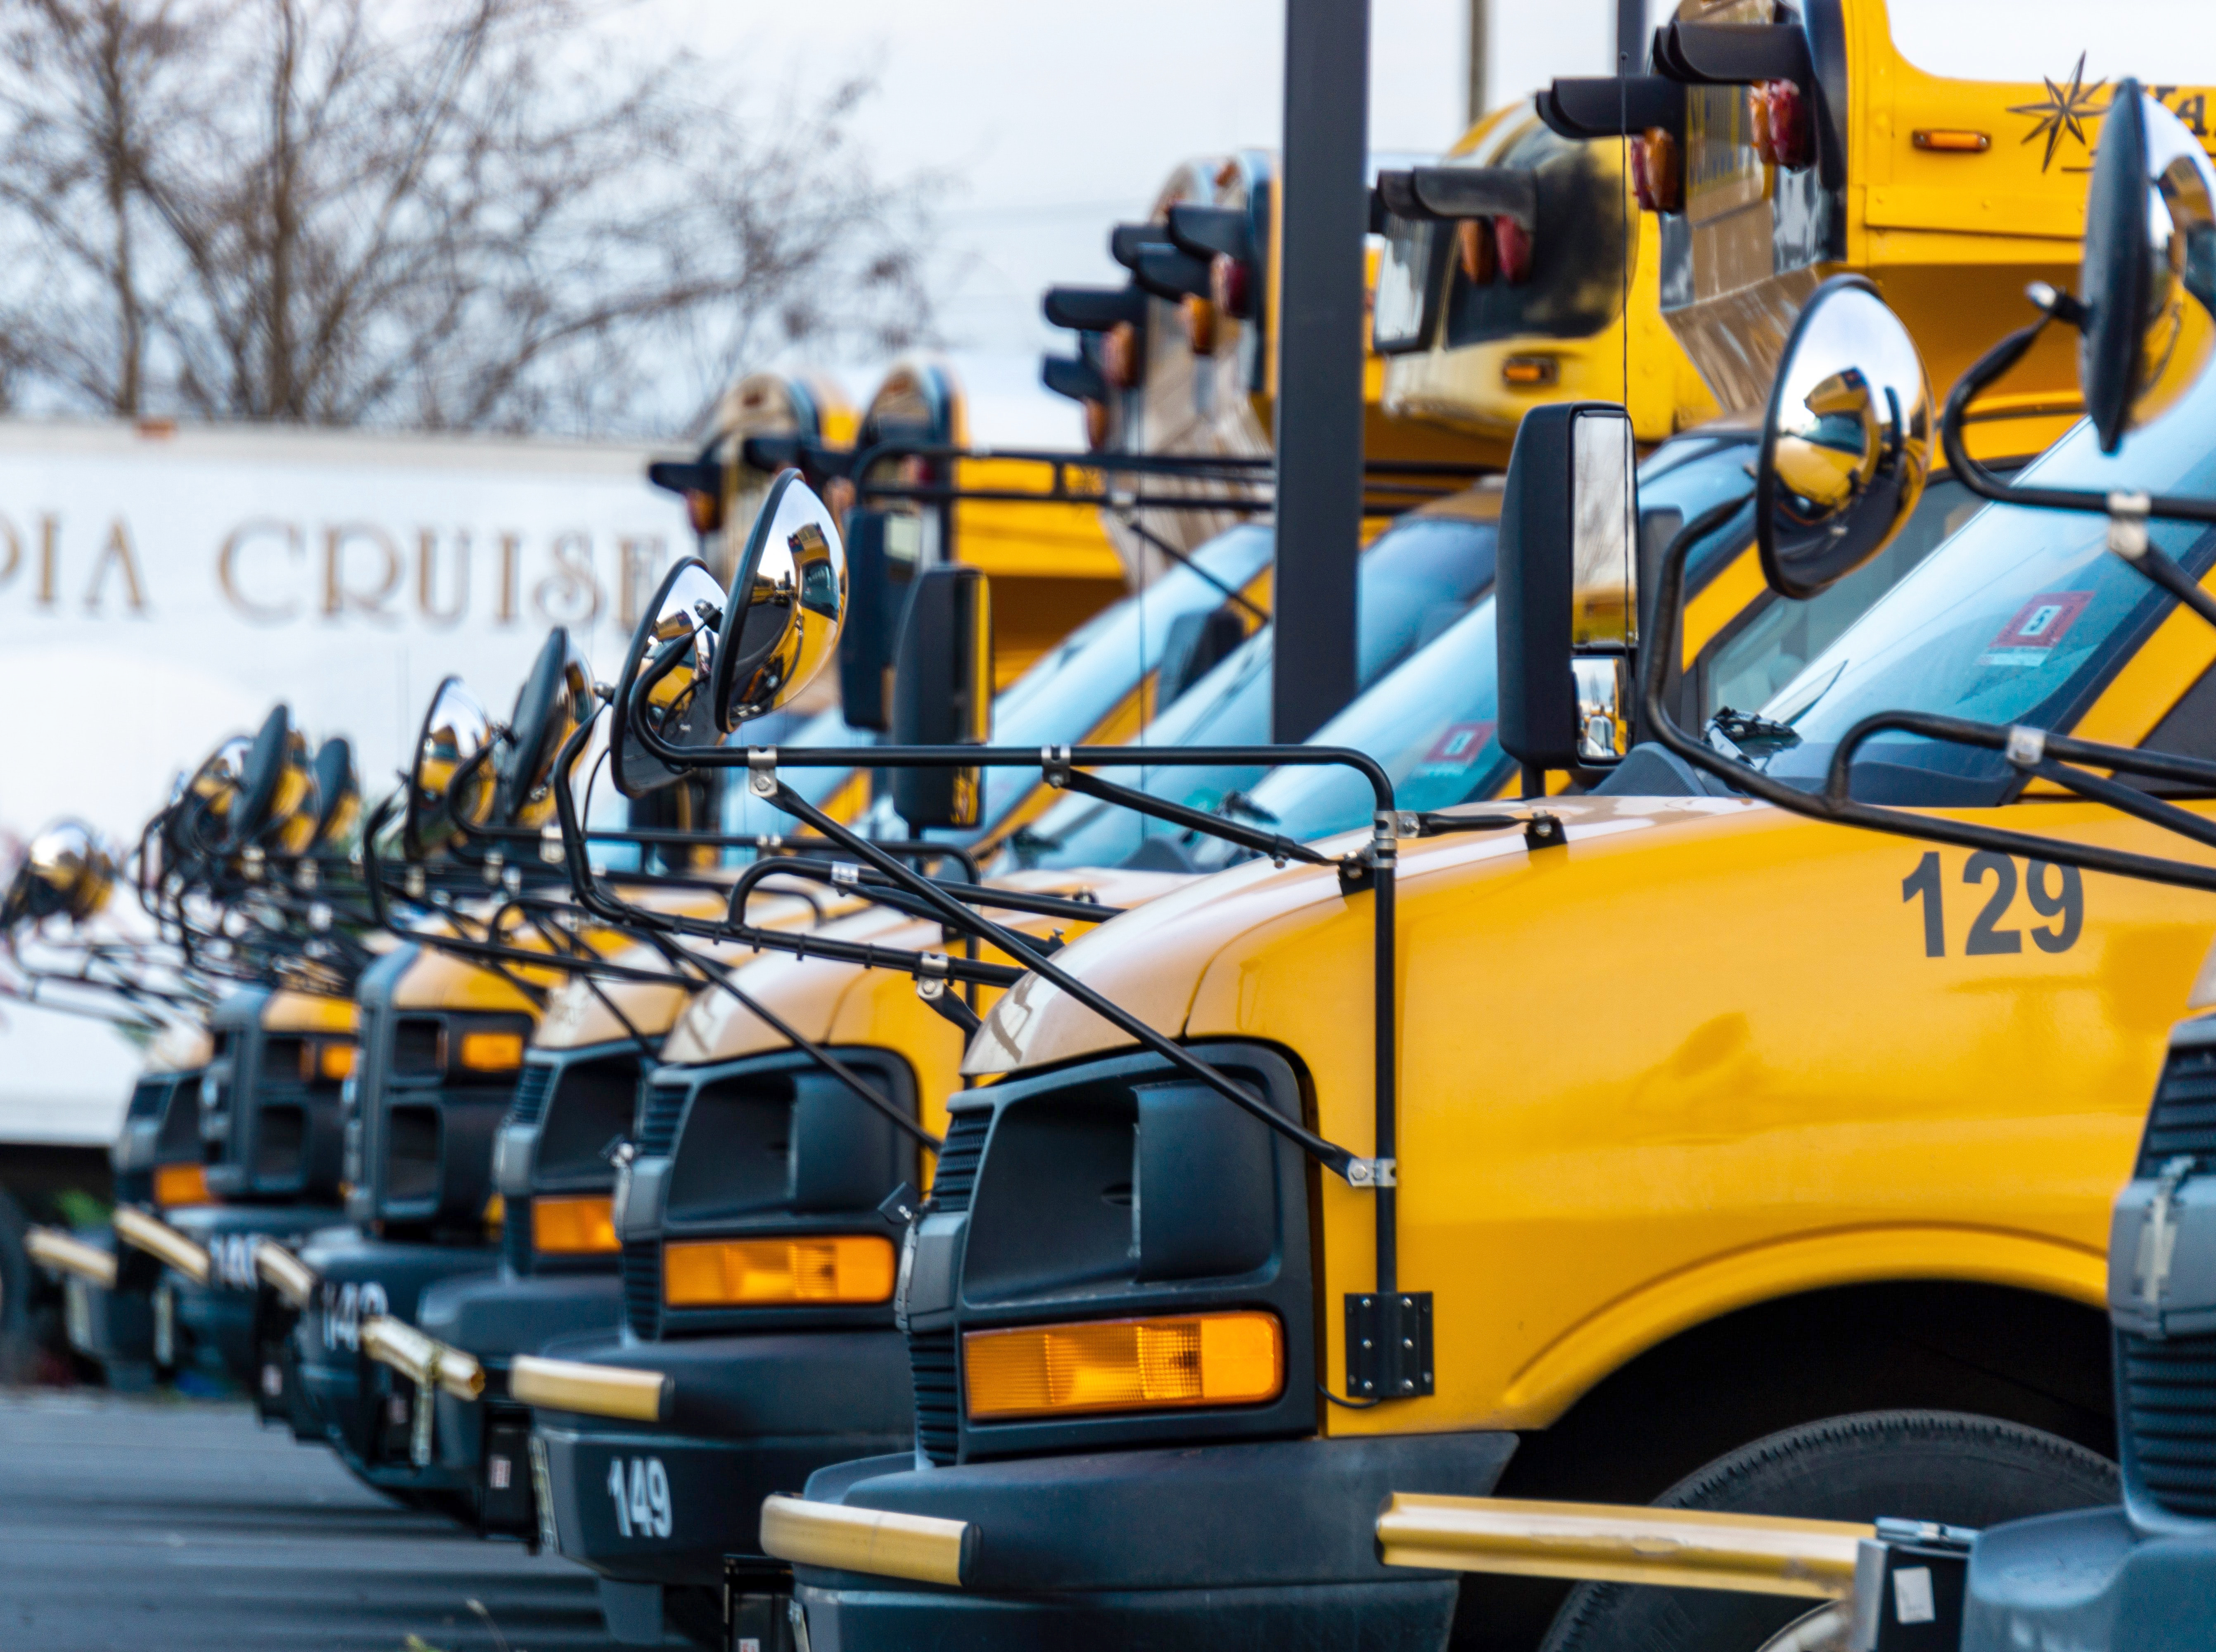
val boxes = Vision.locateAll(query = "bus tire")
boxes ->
[1537,1410,2117,1652]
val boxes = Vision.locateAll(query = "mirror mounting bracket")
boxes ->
[746,748,778,798]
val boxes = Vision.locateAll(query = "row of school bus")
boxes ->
[15,5,2216,1650]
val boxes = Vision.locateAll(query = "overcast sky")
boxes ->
[633,0,1632,442]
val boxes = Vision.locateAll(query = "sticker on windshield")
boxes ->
[1981,592,2091,667]
[1423,722,1497,768]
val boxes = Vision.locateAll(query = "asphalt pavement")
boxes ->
[0,1389,643,1652]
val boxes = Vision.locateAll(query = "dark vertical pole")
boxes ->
[1616,0,1646,71]
[1464,0,1487,126]
[1272,0,1371,745]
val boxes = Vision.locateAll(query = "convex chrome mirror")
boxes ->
[229,704,316,853]
[613,469,846,797]
[497,628,593,828]
[406,677,496,857]
[710,468,847,726]
[1756,275,1931,600]
[1,821,114,927]
[2079,80,2216,453]
[612,558,730,796]
[309,738,361,851]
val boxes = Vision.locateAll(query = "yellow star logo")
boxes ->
[2009,52,2110,171]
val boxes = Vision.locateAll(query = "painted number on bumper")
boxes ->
[606,1455,672,1539]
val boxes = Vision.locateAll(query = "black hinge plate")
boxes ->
[1345,1290,1435,1400]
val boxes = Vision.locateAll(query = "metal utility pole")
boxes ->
[1272,0,1371,745]
[1465,0,1487,125]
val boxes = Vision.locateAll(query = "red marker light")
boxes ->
[1494,216,1534,285]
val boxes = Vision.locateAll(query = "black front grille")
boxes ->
[929,1112,989,1212]
[909,1328,959,1464]
[622,1239,663,1339]
[508,1061,558,1127]
[2123,1330,2216,1517]
[503,1194,536,1275]
[2142,1046,2216,1174]
[126,1077,167,1120]
[637,1082,688,1158]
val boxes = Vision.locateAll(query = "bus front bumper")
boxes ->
[531,1327,912,1590]
[782,1431,1516,1652]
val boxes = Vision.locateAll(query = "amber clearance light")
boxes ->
[154,1163,211,1208]
[458,1030,525,1073]
[533,1194,619,1256]
[963,1311,1283,1421]
[663,1235,896,1307]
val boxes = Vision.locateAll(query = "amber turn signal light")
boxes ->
[153,1162,210,1208]
[315,1041,356,1082]
[963,1310,1283,1421]
[458,1030,524,1072]
[1912,128,1990,153]
[1501,356,1560,389]
[663,1235,897,1307]
[533,1194,619,1256]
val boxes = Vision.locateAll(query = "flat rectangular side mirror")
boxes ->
[837,509,921,731]
[1498,402,1639,780]
[890,565,993,830]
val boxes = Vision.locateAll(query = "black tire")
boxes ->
[0,1186,34,1379]
[1537,1410,2118,1652]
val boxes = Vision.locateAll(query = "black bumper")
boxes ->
[1963,1505,2216,1652]
[790,1431,1516,1652]
[56,1230,155,1381]
[290,1228,500,1497]
[534,1326,913,1588]
[164,1206,347,1387]
[416,1267,624,1530]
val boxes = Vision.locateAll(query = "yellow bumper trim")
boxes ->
[112,1206,211,1286]
[359,1315,485,1401]
[26,1227,117,1289]
[508,1353,671,1422]
[254,1241,319,1310]
[759,1494,975,1588]
[1375,1494,1871,1600]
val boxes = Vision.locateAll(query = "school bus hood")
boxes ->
[662,868,1192,1067]
[961,795,1786,1076]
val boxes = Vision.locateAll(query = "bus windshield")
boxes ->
[1182,595,1509,869]
[1008,510,1500,870]
[1755,377,2216,804]
[973,523,1276,833]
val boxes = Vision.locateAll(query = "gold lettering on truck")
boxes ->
[218,519,304,623]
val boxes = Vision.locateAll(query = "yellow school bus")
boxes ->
[766,10,2216,1652]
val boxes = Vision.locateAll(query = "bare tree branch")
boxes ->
[0,0,939,435]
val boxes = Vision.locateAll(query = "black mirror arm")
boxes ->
[633,928,942,1154]
[1643,499,2216,893]
[1050,765,1335,866]
[757,774,1367,1182]
[1943,309,2216,540]
[548,710,1019,990]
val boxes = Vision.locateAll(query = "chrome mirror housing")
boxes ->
[497,628,594,828]
[2,821,115,927]
[710,469,848,728]
[2079,81,2216,453]
[231,704,316,852]
[308,738,361,851]
[406,677,496,857]
[1756,276,1932,600]
[610,558,729,797]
